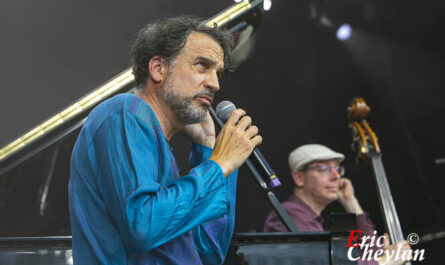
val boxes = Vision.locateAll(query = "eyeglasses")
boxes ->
[305,164,345,177]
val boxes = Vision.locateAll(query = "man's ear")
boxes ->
[292,170,304,188]
[148,56,168,83]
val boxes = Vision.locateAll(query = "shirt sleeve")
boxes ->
[264,205,323,232]
[188,143,238,265]
[356,213,378,237]
[264,210,288,232]
[93,111,230,253]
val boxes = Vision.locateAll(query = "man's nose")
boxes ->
[330,168,341,180]
[204,70,220,92]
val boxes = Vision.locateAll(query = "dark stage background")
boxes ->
[1,0,444,263]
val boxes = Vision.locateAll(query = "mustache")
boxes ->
[193,90,214,101]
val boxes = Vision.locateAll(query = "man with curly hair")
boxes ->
[69,16,262,265]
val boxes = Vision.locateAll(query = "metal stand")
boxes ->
[209,107,298,232]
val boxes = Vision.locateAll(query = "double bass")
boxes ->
[347,97,411,264]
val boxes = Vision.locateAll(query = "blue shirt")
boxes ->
[69,94,237,265]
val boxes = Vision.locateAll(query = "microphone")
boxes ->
[215,101,281,189]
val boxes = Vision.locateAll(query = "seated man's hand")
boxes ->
[338,178,364,214]
[377,233,411,265]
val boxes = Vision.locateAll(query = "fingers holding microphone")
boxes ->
[245,124,260,141]
[209,108,262,177]
[233,111,262,147]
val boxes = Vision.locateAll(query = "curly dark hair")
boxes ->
[131,15,233,87]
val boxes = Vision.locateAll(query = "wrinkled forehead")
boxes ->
[181,31,224,66]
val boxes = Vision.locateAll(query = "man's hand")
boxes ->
[182,112,216,148]
[377,233,411,265]
[338,178,355,201]
[338,178,364,214]
[209,109,262,176]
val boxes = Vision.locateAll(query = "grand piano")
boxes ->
[0,1,357,264]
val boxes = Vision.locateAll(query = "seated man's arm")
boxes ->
[264,206,324,232]
[339,178,410,265]
[264,209,289,232]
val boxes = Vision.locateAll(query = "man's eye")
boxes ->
[197,62,206,68]
[318,165,330,172]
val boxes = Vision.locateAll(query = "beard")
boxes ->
[157,74,214,125]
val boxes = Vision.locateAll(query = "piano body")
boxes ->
[0,1,356,264]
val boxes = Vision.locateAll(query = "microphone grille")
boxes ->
[216,101,236,122]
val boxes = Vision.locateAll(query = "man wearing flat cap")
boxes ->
[264,144,410,265]
[264,144,369,232]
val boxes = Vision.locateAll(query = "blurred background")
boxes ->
[0,0,444,263]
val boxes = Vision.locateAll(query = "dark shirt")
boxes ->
[264,194,375,234]
[264,194,379,265]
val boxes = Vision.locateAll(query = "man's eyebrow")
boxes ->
[196,56,224,74]
[196,56,216,65]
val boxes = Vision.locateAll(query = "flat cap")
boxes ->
[288,144,345,172]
